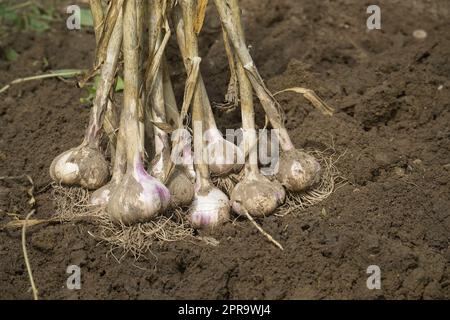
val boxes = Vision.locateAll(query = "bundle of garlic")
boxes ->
[50,0,332,228]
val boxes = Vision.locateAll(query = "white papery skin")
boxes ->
[204,128,243,176]
[189,186,231,229]
[50,151,79,183]
[106,158,171,225]
[183,143,196,180]
[49,146,109,190]
[90,182,114,206]
[177,129,196,180]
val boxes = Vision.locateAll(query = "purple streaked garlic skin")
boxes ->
[106,160,170,225]
[276,149,321,192]
[189,187,230,229]
[49,146,109,190]
[231,173,285,217]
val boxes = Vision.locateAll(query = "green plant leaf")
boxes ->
[81,75,100,104]
[5,48,18,61]
[80,8,94,27]
[1,9,19,22]
[42,57,49,69]
[115,76,124,92]
[0,3,57,34]
[28,17,50,32]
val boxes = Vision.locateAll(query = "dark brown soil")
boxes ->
[1,0,449,299]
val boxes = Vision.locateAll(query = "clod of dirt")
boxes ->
[31,228,58,252]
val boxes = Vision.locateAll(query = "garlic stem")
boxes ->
[148,0,170,181]
[83,10,123,149]
[122,0,141,169]
[137,0,147,153]
[174,6,243,176]
[176,1,230,229]
[89,0,120,164]
[179,0,210,190]
[93,0,125,69]
[227,0,285,217]
[89,0,104,44]
[213,0,294,151]
[162,57,196,180]
[221,24,238,105]
[173,6,217,131]
[228,0,257,174]
[106,0,171,224]
[161,57,182,128]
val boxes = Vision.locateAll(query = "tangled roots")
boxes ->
[91,209,194,261]
[211,169,245,195]
[51,184,193,259]
[51,184,103,220]
[275,148,347,217]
